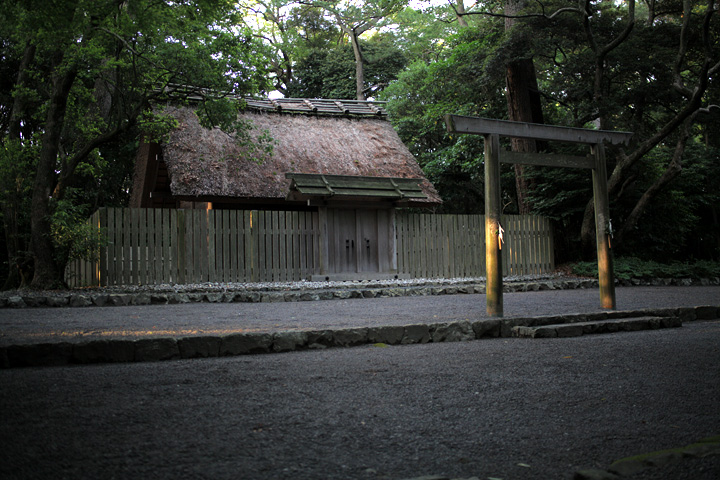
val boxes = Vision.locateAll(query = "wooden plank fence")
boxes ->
[66,208,554,287]
[395,213,554,278]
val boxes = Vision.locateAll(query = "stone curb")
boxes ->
[574,435,720,479]
[398,476,481,480]
[0,280,557,309]
[2,277,719,309]
[511,316,683,338]
[1,305,717,369]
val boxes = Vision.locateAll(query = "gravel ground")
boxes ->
[1,276,498,301]
[2,281,718,479]
[2,285,720,346]
[1,321,719,480]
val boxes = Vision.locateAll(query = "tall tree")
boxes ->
[1,0,268,289]
[502,0,546,214]
[449,0,547,213]
[287,34,407,98]
[576,0,719,254]
[454,0,469,27]
[451,0,719,257]
[242,0,340,96]
[299,0,405,100]
[381,21,509,214]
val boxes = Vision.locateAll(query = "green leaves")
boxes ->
[137,111,180,144]
[287,35,406,99]
[570,257,720,281]
[380,25,508,213]
[50,194,107,269]
[1,0,273,286]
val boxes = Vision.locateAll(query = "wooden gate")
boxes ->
[320,208,396,280]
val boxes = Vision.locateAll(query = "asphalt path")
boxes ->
[2,286,720,345]
[1,319,719,480]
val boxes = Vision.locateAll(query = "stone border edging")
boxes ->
[2,305,717,369]
[512,316,683,338]
[0,279,575,309]
[4,277,720,309]
[574,435,720,479]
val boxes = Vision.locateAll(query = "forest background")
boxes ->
[1,0,718,290]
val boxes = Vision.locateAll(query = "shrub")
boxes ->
[51,199,106,274]
[570,257,720,280]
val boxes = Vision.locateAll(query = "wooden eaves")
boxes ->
[285,173,427,203]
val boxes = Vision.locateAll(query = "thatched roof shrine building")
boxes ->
[130,97,441,281]
[131,98,441,210]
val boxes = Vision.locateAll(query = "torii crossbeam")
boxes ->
[445,115,633,317]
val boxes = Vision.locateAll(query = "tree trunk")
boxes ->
[614,117,694,248]
[455,0,469,27]
[615,159,682,250]
[348,29,366,100]
[504,0,545,214]
[711,204,720,258]
[580,85,705,254]
[580,202,596,258]
[505,58,545,214]
[30,56,78,289]
[3,42,37,290]
[8,42,36,140]
[2,203,23,290]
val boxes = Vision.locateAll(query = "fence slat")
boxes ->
[227,210,236,282]
[247,211,256,282]
[120,208,128,285]
[165,209,174,283]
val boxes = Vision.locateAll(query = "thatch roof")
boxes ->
[159,102,441,206]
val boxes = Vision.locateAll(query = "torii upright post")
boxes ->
[484,133,503,317]
[592,142,615,309]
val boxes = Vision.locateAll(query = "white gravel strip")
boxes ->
[2,274,574,299]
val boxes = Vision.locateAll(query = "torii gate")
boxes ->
[444,115,633,317]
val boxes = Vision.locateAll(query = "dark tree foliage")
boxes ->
[385,0,719,261]
[287,35,407,99]
[381,26,512,214]
[1,0,269,289]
